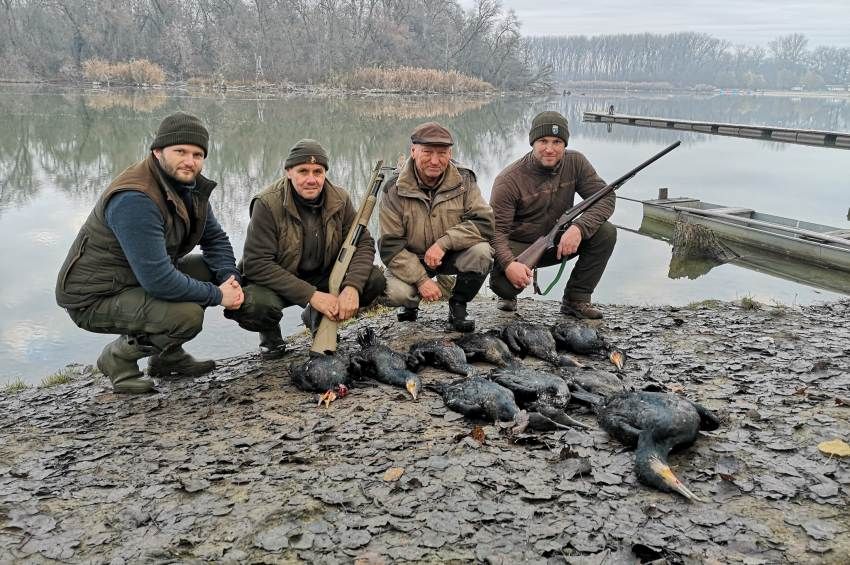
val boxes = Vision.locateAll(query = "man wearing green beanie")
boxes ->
[488,110,617,319]
[56,112,245,394]
[225,139,386,358]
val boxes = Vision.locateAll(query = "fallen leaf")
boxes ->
[817,439,850,458]
[383,467,405,482]
[471,426,486,444]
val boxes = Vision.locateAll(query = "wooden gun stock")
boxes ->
[311,161,388,354]
[516,141,681,270]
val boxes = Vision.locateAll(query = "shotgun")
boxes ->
[310,160,390,354]
[516,141,681,269]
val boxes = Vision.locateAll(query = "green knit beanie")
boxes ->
[285,139,329,170]
[150,112,209,156]
[528,111,569,146]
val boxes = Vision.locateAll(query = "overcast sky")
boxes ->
[461,0,850,48]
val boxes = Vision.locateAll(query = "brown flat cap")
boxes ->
[411,122,454,146]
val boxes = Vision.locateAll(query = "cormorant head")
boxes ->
[609,350,626,371]
[405,375,422,400]
[636,453,704,502]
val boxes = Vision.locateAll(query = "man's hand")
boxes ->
[417,278,442,301]
[505,261,533,289]
[337,286,360,321]
[424,243,446,270]
[557,225,582,259]
[310,291,339,321]
[219,275,244,309]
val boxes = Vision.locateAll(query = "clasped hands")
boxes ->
[309,286,360,322]
[219,275,244,309]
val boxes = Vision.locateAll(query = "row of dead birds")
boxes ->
[291,320,720,502]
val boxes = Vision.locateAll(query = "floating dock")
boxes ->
[583,111,850,149]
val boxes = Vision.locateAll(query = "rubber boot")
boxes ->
[448,272,487,332]
[97,335,155,394]
[397,307,419,322]
[148,344,216,378]
[259,326,287,360]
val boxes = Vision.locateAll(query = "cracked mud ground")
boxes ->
[2,299,849,564]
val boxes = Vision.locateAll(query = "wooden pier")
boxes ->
[583,111,850,149]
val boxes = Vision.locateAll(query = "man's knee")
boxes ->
[455,242,494,274]
[166,302,205,339]
[384,274,419,307]
[591,222,617,249]
[225,284,285,332]
[488,268,518,299]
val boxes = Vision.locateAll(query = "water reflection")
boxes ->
[1,85,849,383]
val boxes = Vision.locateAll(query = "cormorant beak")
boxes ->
[609,350,626,371]
[317,389,337,407]
[649,456,704,502]
[406,379,420,400]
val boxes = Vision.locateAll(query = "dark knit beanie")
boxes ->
[150,112,209,156]
[528,111,569,146]
[285,139,329,170]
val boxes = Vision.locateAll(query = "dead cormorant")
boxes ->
[349,328,421,400]
[489,366,591,429]
[551,321,626,370]
[588,390,720,501]
[455,331,515,367]
[502,322,582,367]
[407,338,471,376]
[290,353,352,406]
[427,375,529,433]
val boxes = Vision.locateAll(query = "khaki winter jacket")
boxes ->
[241,177,375,306]
[379,158,494,285]
[489,150,614,269]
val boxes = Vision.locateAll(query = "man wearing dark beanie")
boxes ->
[488,110,617,319]
[224,139,386,358]
[55,112,244,394]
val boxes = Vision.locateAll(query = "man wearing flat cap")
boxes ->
[225,139,386,358]
[56,112,245,394]
[379,122,494,332]
[489,110,616,319]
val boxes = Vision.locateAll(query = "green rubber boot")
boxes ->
[148,344,216,378]
[97,336,155,394]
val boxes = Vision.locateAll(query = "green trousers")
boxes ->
[67,255,211,350]
[489,221,617,302]
[225,266,387,332]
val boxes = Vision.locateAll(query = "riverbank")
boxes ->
[2,298,848,563]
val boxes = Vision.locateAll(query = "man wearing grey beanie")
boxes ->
[56,112,244,394]
[488,110,617,319]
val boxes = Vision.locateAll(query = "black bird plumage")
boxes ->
[455,331,515,367]
[501,322,582,367]
[290,353,352,397]
[551,321,626,370]
[407,338,471,375]
[594,391,720,501]
[490,365,591,429]
[350,328,421,399]
[427,376,530,433]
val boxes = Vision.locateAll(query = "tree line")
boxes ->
[527,32,850,90]
[0,0,547,90]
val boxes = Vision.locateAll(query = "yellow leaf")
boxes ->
[383,467,405,482]
[818,439,850,458]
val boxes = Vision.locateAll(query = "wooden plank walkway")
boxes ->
[583,111,850,149]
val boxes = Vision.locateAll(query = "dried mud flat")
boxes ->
[1,299,849,564]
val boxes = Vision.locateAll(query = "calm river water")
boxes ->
[2,86,849,383]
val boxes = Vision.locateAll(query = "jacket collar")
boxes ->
[395,157,463,199]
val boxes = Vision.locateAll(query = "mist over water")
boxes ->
[2,85,848,383]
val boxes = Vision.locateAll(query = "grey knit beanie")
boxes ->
[150,112,209,156]
[528,111,569,146]
[285,139,329,170]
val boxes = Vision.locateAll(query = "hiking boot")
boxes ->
[301,305,322,335]
[397,307,419,322]
[561,300,603,320]
[148,345,216,378]
[97,335,155,394]
[448,299,475,332]
[259,327,287,360]
[497,298,517,312]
